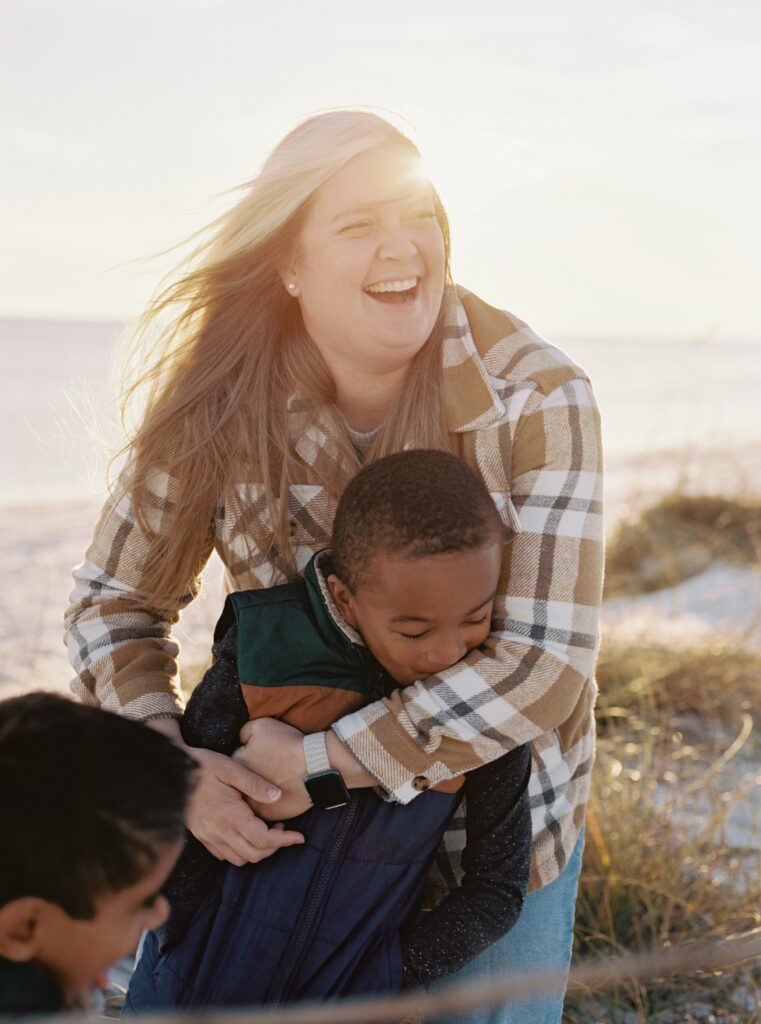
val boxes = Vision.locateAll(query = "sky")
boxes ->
[1,0,760,341]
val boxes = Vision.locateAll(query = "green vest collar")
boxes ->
[223,551,391,697]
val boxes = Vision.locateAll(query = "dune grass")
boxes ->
[565,638,761,1023]
[604,493,761,598]
[594,635,761,731]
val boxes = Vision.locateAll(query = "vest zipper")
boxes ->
[269,796,359,1005]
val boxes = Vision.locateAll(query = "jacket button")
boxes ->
[412,775,430,791]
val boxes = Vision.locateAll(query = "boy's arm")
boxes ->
[181,622,249,755]
[400,744,532,989]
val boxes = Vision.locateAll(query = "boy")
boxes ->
[127,450,532,1009]
[0,692,196,1013]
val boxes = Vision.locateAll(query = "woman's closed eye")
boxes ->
[339,219,373,234]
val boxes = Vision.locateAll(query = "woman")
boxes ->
[65,110,603,1024]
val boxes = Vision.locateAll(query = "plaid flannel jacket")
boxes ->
[65,285,603,892]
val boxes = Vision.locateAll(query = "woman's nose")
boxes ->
[377,223,417,261]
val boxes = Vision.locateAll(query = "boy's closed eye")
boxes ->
[395,614,491,638]
[397,614,491,641]
[395,600,494,637]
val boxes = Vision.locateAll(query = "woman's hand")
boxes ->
[147,717,305,865]
[186,746,306,861]
[234,718,313,821]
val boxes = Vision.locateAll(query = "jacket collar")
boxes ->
[440,285,505,433]
[304,550,370,651]
[286,285,505,461]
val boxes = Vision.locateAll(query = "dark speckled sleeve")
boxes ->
[401,744,532,989]
[159,623,249,951]
[181,622,249,754]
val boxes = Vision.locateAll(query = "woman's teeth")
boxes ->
[365,277,418,294]
[365,278,419,303]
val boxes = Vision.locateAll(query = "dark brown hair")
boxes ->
[331,449,508,591]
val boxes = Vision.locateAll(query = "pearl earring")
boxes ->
[287,282,297,293]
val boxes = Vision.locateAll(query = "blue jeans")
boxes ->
[428,827,585,1024]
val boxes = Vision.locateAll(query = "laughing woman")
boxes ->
[64,111,603,1024]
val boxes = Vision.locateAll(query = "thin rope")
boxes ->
[61,928,761,1024]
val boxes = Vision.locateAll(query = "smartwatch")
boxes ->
[303,732,350,810]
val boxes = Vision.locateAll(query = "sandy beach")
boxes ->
[0,498,224,701]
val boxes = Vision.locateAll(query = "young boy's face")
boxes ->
[34,839,180,1001]
[331,540,503,684]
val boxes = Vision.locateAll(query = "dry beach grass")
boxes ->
[565,492,761,1023]
[604,493,761,599]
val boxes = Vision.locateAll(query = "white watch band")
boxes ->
[303,732,331,775]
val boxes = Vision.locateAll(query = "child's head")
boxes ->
[329,450,509,684]
[0,693,195,1001]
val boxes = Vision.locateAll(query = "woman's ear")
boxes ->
[326,574,357,628]
[277,256,301,298]
[0,898,44,962]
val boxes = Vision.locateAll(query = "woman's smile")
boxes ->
[364,276,420,303]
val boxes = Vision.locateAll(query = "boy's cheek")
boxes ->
[143,895,171,932]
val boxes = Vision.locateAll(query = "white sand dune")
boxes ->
[604,441,761,525]
[602,562,761,651]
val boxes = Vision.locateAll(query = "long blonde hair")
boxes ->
[120,111,454,606]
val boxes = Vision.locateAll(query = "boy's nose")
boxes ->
[422,639,468,674]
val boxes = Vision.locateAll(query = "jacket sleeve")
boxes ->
[63,470,214,720]
[181,623,249,754]
[401,744,532,988]
[332,377,604,801]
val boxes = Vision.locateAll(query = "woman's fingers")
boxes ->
[219,818,305,866]
[217,750,282,803]
[238,813,305,851]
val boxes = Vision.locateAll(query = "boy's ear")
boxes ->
[326,573,357,628]
[0,898,45,962]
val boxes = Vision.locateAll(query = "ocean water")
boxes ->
[1,317,760,507]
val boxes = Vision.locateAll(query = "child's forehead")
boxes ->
[357,543,501,607]
[354,549,428,590]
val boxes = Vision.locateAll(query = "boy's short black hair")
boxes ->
[332,449,508,591]
[0,693,195,919]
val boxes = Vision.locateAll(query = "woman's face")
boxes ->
[288,143,447,375]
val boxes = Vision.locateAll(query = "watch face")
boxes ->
[304,769,350,810]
